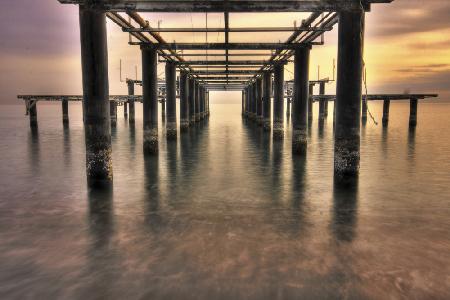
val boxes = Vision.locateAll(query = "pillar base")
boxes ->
[190,116,196,125]
[334,137,360,177]
[166,122,177,140]
[292,129,307,155]
[273,121,284,139]
[263,119,271,132]
[180,120,190,131]
[85,130,113,187]
[143,128,158,154]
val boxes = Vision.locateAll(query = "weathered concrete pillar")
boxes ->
[195,82,200,121]
[127,80,135,123]
[256,77,263,125]
[334,8,365,178]
[263,71,272,131]
[165,61,177,139]
[286,98,291,118]
[409,98,418,127]
[361,97,367,123]
[382,99,390,126]
[180,71,189,131]
[28,100,38,128]
[292,46,310,155]
[141,45,158,154]
[188,78,196,124]
[273,63,284,139]
[62,98,69,125]
[79,6,112,186]
[109,101,117,128]
[319,81,326,120]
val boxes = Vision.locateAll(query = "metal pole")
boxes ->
[79,6,112,186]
[142,45,159,154]
[292,46,310,155]
[334,8,365,178]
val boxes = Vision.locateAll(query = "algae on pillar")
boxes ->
[273,63,285,139]
[334,8,365,178]
[79,5,112,186]
[165,61,177,139]
[262,71,272,131]
[141,45,159,154]
[292,46,310,155]
[180,71,189,130]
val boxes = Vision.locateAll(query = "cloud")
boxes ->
[394,64,450,73]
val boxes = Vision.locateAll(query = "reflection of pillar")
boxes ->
[165,61,177,139]
[256,77,263,125]
[361,96,367,123]
[262,71,272,131]
[308,83,314,123]
[319,81,326,120]
[334,8,365,178]
[409,98,418,127]
[273,63,284,139]
[127,81,135,123]
[180,71,189,130]
[292,46,310,155]
[109,102,117,128]
[29,100,38,128]
[382,99,390,126]
[79,6,112,186]
[195,81,200,121]
[189,78,196,124]
[141,45,159,154]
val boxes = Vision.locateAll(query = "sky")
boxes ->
[0,0,449,104]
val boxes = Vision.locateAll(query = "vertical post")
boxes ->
[195,82,200,121]
[161,99,166,121]
[200,86,205,120]
[308,83,314,123]
[286,98,291,119]
[324,96,329,117]
[141,45,158,154]
[123,100,128,118]
[110,101,117,127]
[127,80,135,123]
[273,63,284,139]
[252,82,257,121]
[246,86,250,118]
[165,61,177,139]
[256,77,263,125]
[334,8,365,178]
[62,98,69,125]
[242,89,245,117]
[409,98,418,127]
[361,97,367,123]
[292,46,310,155]
[79,6,112,186]
[189,78,196,124]
[206,91,210,117]
[319,81,326,120]
[28,100,38,128]
[180,71,189,131]
[263,71,272,131]
[382,99,390,126]
[248,83,254,120]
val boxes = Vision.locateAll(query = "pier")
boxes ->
[17,0,440,187]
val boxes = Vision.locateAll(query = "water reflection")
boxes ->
[27,127,40,172]
[331,177,358,243]
[143,155,162,232]
[289,155,307,236]
[407,126,416,158]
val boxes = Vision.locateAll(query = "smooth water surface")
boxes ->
[0,102,449,299]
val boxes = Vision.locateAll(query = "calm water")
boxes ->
[0,101,449,299]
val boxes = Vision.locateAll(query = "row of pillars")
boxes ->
[242,9,364,181]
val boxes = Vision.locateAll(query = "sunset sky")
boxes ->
[0,0,449,104]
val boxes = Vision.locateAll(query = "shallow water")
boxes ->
[0,101,449,299]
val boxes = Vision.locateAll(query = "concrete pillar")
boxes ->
[409,98,418,127]
[248,83,254,120]
[188,78,196,124]
[273,63,284,139]
[242,90,245,117]
[256,77,263,125]
[180,71,189,130]
[292,46,310,155]
[109,101,117,128]
[141,45,159,154]
[195,82,200,121]
[79,6,112,186]
[382,99,390,126]
[361,97,367,123]
[165,61,177,139]
[62,98,69,125]
[161,99,166,121]
[206,91,210,117]
[286,98,291,118]
[324,96,329,117]
[334,8,365,178]
[308,83,314,123]
[123,101,128,119]
[263,71,272,132]
[127,81,135,123]
[319,81,326,120]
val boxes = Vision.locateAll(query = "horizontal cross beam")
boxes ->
[166,60,289,65]
[123,26,332,33]
[135,42,319,50]
[190,70,259,75]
